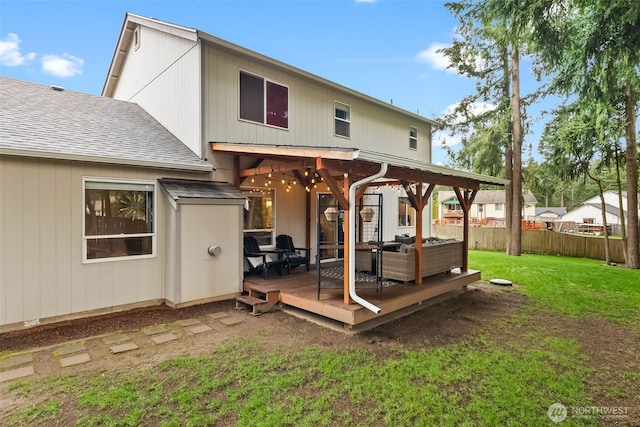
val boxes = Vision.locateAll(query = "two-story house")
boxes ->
[0,13,506,332]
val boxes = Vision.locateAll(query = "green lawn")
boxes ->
[4,251,639,426]
[470,250,640,324]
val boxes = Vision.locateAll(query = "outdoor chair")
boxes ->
[276,234,311,272]
[243,236,287,279]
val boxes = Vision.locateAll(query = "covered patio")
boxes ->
[211,142,508,329]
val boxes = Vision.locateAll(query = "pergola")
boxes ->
[211,143,509,310]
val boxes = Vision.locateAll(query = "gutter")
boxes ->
[347,162,388,314]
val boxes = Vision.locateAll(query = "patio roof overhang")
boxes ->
[209,142,509,190]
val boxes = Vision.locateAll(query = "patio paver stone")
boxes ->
[59,353,91,368]
[0,354,34,369]
[150,333,178,344]
[110,342,140,354]
[55,342,86,356]
[0,366,35,382]
[188,324,212,334]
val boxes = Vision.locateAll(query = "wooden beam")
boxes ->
[233,155,241,188]
[453,187,478,271]
[239,159,314,178]
[316,158,349,210]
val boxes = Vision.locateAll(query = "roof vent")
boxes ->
[50,85,64,92]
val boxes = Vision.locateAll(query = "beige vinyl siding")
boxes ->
[178,204,243,302]
[202,43,433,163]
[111,25,203,157]
[0,156,205,327]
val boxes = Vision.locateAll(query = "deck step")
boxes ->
[235,295,270,316]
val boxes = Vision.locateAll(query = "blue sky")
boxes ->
[0,0,546,165]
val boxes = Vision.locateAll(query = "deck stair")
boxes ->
[235,283,281,315]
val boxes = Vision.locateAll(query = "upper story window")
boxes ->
[409,126,418,150]
[83,178,155,262]
[334,101,351,138]
[495,203,503,211]
[239,71,288,129]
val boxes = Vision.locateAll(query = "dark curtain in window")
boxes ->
[266,81,288,128]
[240,72,264,123]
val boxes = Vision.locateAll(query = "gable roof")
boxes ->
[535,207,567,216]
[0,76,212,172]
[103,13,439,128]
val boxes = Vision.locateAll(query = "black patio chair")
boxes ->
[276,234,311,272]
[243,236,287,279]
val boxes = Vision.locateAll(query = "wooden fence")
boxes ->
[433,224,625,263]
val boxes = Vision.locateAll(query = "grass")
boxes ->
[4,251,639,426]
[469,250,640,324]
[7,334,595,427]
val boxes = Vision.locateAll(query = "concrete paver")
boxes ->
[0,353,33,369]
[103,333,131,345]
[59,353,91,368]
[219,317,244,326]
[176,318,201,327]
[150,333,178,344]
[142,325,169,335]
[55,342,86,356]
[110,342,140,354]
[0,366,35,382]
[188,324,212,334]
[208,312,229,320]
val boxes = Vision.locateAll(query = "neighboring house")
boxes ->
[561,190,639,232]
[0,77,246,331]
[1,13,507,330]
[437,189,538,224]
[534,207,567,220]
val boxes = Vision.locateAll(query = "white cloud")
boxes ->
[443,101,496,124]
[415,42,455,74]
[436,102,497,149]
[0,33,36,66]
[41,53,83,78]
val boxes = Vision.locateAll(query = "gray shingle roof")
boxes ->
[159,178,246,202]
[0,76,212,172]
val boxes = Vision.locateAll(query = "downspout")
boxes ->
[348,162,388,314]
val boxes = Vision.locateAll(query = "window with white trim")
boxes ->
[243,188,276,245]
[398,197,415,227]
[495,203,503,211]
[334,101,351,138]
[409,126,418,150]
[239,71,288,128]
[83,179,155,261]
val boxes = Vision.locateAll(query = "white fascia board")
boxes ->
[102,13,198,97]
[356,150,509,186]
[0,148,214,173]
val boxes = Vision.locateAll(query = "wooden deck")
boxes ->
[242,268,481,330]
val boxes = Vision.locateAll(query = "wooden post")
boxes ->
[414,183,424,284]
[453,187,478,272]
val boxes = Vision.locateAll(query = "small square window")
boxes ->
[409,126,418,150]
[335,101,351,138]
